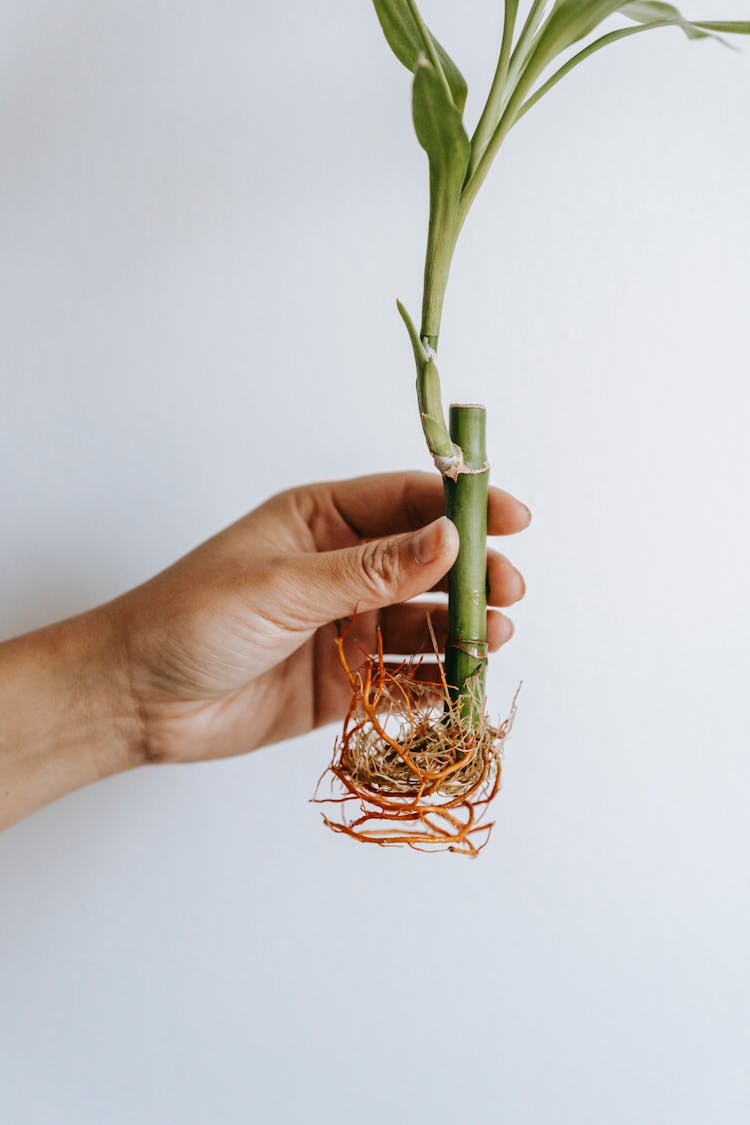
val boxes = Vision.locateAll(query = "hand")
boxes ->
[0,471,529,829]
[118,471,530,765]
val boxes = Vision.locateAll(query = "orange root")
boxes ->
[313,624,518,857]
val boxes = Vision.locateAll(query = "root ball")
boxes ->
[313,627,517,856]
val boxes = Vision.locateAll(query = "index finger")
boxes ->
[299,471,530,550]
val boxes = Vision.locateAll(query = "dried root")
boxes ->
[313,624,518,857]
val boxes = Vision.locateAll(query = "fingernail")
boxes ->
[520,502,532,525]
[412,516,454,565]
[514,566,526,597]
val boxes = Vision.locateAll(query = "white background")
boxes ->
[2,3,749,1122]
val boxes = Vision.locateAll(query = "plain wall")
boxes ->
[2,3,749,1123]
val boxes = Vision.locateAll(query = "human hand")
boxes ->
[117,472,530,765]
[0,471,530,828]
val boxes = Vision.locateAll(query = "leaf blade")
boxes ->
[396,301,455,460]
[692,21,750,34]
[412,59,471,179]
[372,0,468,112]
[515,10,750,124]
[620,1,708,38]
[412,59,471,339]
[469,0,520,177]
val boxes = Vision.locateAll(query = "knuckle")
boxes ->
[359,538,402,600]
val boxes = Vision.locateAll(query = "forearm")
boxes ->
[0,608,143,830]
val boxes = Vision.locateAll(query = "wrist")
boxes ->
[62,604,148,775]
[0,606,145,829]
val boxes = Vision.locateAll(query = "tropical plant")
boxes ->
[316,1,749,854]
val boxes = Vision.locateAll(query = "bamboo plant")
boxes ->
[316,1,749,854]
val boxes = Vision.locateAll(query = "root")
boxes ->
[313,622,518,857]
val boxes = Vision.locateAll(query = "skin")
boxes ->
[0,471,529,831]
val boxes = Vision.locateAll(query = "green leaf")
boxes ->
[483,1,626,122]
[620,1,707,37]
[508,0,749,121]
[420,412,455,459]
[421,358,446,422]
[516,23,669,121]
[515,10,750,124]
[536,1,626,60]
[396,299,427,366]
[692,21,750,34]
[504,0,554,97]
[412,60,470,187]
[372,0,468,113]
[468,0,520,176]
[412,59,471,340]
[460,0,746,215]
[397,299,453,459]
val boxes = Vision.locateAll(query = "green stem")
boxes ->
[504,0,549,80]
[459,0,552,220]
[458,57,533,223]
[468,0,518,180]
[443,404,489,724]
[420,222,458,350]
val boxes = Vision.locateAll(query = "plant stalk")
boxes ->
[421,224,458,351]
[468,0,519,180]
[443,404,489,725]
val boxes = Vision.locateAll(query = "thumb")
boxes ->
[283,516,459,627]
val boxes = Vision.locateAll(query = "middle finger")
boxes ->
[431,549,525,607]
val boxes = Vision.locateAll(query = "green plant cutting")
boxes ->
[316,1,749,854]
